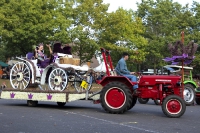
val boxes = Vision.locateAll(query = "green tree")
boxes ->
[98,8,148,71]
[0,0,72,58]
[189,1,200,73]
[136,0,200,72]
[68,0,109,64]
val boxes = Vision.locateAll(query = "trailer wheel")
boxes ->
[48,68,68,91]
[138,98,149,104]
[154,99,160,105]
[162,95,186,118]
[74,76,85,92]
[57,102,66,107]
[184,84,195,106]
[10,62,31,90]
[100,82,132,114]
[195,98,200,105]
[128,97,137,110]
[27,100,38,107]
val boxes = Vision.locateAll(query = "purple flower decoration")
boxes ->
[47,94,52,100]
[10,93,15,98]
[28,93,33,99]
[165,40,198,65]
[163,54,195,65]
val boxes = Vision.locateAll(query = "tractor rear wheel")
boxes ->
[138,98,149,104]
[184,84,195,106]
[100,82,132,114]
[128,97,137,110]
[162,95,186,118]
[195,98,200,105]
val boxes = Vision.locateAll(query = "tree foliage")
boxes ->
[68,0,108,64]
[98,8,148,70]
[1,0,62,57]
[136,0,200,72]
[1,0,200,75]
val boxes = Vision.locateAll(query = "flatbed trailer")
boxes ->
[0,89,100,107]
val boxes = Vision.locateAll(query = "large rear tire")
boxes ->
[128,97,137,110]
[138,98,149,104]
[162,95,186,118]
[100,82,132,114]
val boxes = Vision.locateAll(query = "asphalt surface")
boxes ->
[0,99,200,133]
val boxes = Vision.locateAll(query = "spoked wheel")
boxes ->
[162,95,186,118]
[57,102,66,107]
[48,68,68,91]
[184,84,195,106]
[138,98,149,104]
[100,82,132,114]
[128,97,137,110]
[74,75,92,92]
[10,62,31,90]
[74,76,85,92]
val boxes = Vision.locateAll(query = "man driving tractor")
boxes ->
[115,52,138,90]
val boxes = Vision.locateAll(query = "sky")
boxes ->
[103,0,198,12]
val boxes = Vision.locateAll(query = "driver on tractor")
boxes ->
[115,52,138,90]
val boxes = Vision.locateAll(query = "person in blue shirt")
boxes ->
[115,52,138,90]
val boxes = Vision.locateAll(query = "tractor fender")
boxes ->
[99,76,135,91]
[183,81,197,88]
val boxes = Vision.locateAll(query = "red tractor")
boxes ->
[97,48,186,118]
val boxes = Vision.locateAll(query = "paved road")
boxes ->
[0,99,200,133]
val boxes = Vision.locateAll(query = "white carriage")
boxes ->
[9,53,93,93]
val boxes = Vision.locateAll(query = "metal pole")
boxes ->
[181,31,184,98]
[101,48,110,76]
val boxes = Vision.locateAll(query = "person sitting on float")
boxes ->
[34,43,52,68]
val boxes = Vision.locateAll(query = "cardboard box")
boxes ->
[59,57,73,64]
[59,57,80,66]
[72,58,80,66]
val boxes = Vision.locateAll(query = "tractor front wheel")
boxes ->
[138,98,149,104]
[100,82,132,114]
[162,95,186,118]
[154,99,160,105]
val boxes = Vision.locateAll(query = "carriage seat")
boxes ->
[26,52,35,60]
[26,52,42,68]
